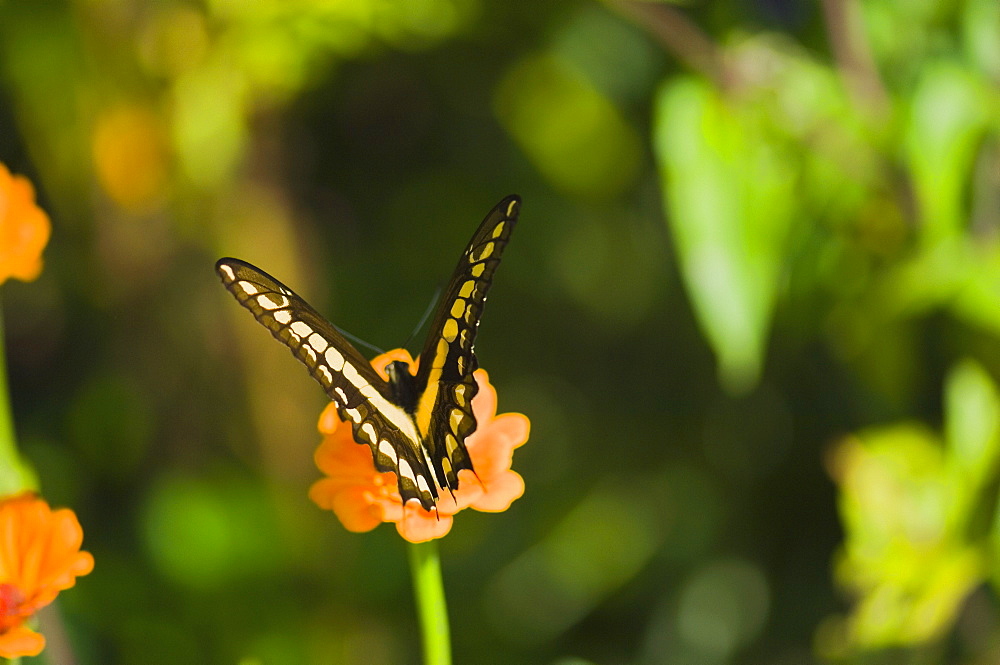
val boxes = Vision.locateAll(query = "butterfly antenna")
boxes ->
[335,324,385,356]
[402,285,442,350]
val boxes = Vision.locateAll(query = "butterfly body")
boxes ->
[384,361,420,413]
[216,195,520,511]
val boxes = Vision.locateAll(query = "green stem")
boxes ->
[0,303,27,494]
[407,540,452,665]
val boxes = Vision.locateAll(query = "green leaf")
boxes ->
[832,423,984,649]
[652,76,795,392]
[904,63,991,246]
[945,359,1000,489]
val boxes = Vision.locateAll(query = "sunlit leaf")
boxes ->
[945,360,1000,497]
[963,0,1000,78]
[832,424,985,649]
[653,76,795,392]
[904,63,991,246]
[831,360,1000,652]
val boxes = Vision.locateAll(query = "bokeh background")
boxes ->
[1,0,1000,663]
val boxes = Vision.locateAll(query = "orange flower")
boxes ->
[309,349,529,543]
[0,163,51,284]
[0,493,94,658]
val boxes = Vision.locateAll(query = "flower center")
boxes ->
[0,583,30,633]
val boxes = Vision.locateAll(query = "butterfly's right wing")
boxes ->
[411,195,521,493]
[216,258,440,509]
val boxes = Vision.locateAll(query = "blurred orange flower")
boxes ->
[0,163,51,285]
[309,349,529,543]
[0,493,94,658]
[92,104,168,212]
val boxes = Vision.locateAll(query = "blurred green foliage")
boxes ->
[828,360,1000,654]
[0,0,999,663]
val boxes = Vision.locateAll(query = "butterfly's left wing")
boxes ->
[411,195,521,492]
[216,258,441,510]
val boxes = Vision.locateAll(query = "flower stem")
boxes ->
[407,539,452,665]
[0,303,28,494]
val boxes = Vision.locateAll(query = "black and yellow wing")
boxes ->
[215,258,441,509]
[411,195,520,494]
[215,195,521,512]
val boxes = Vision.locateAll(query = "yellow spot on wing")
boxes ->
[361,422,377,443]
[415,338,449,436]
[308,333,329,353]
[449,408,464,431]
[325,347,345,371]
[359,384,381,399]
[471,263,485,277]
[450,298,466,318]
[477,242,494,261]
[398,458,416,483]
[257,294,289,310]
[492,222,505,238]
[379,439,398,463]
[458,280,475,298]
[443,318,459,342]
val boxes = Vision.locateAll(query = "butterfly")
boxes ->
[216,195,520,511]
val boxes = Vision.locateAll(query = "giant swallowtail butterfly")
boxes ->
[216,195,520,511]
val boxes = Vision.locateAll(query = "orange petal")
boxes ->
[0,494,91,658]
[0,164,51,285]
[395,505,454,543]
[471,470,525,512]
[469,413,530,477]
[372,349,417,381]
[311,482,383,533]
[314,430,379,483]
[446,473,486,512]
[0,624,45,658]
[34,510,94,595]
[471,370,498,420]
[317,402,344,435]
[490,412,530,451]
[0,495,93,609]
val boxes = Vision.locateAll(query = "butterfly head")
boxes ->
[385,359,419,413]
